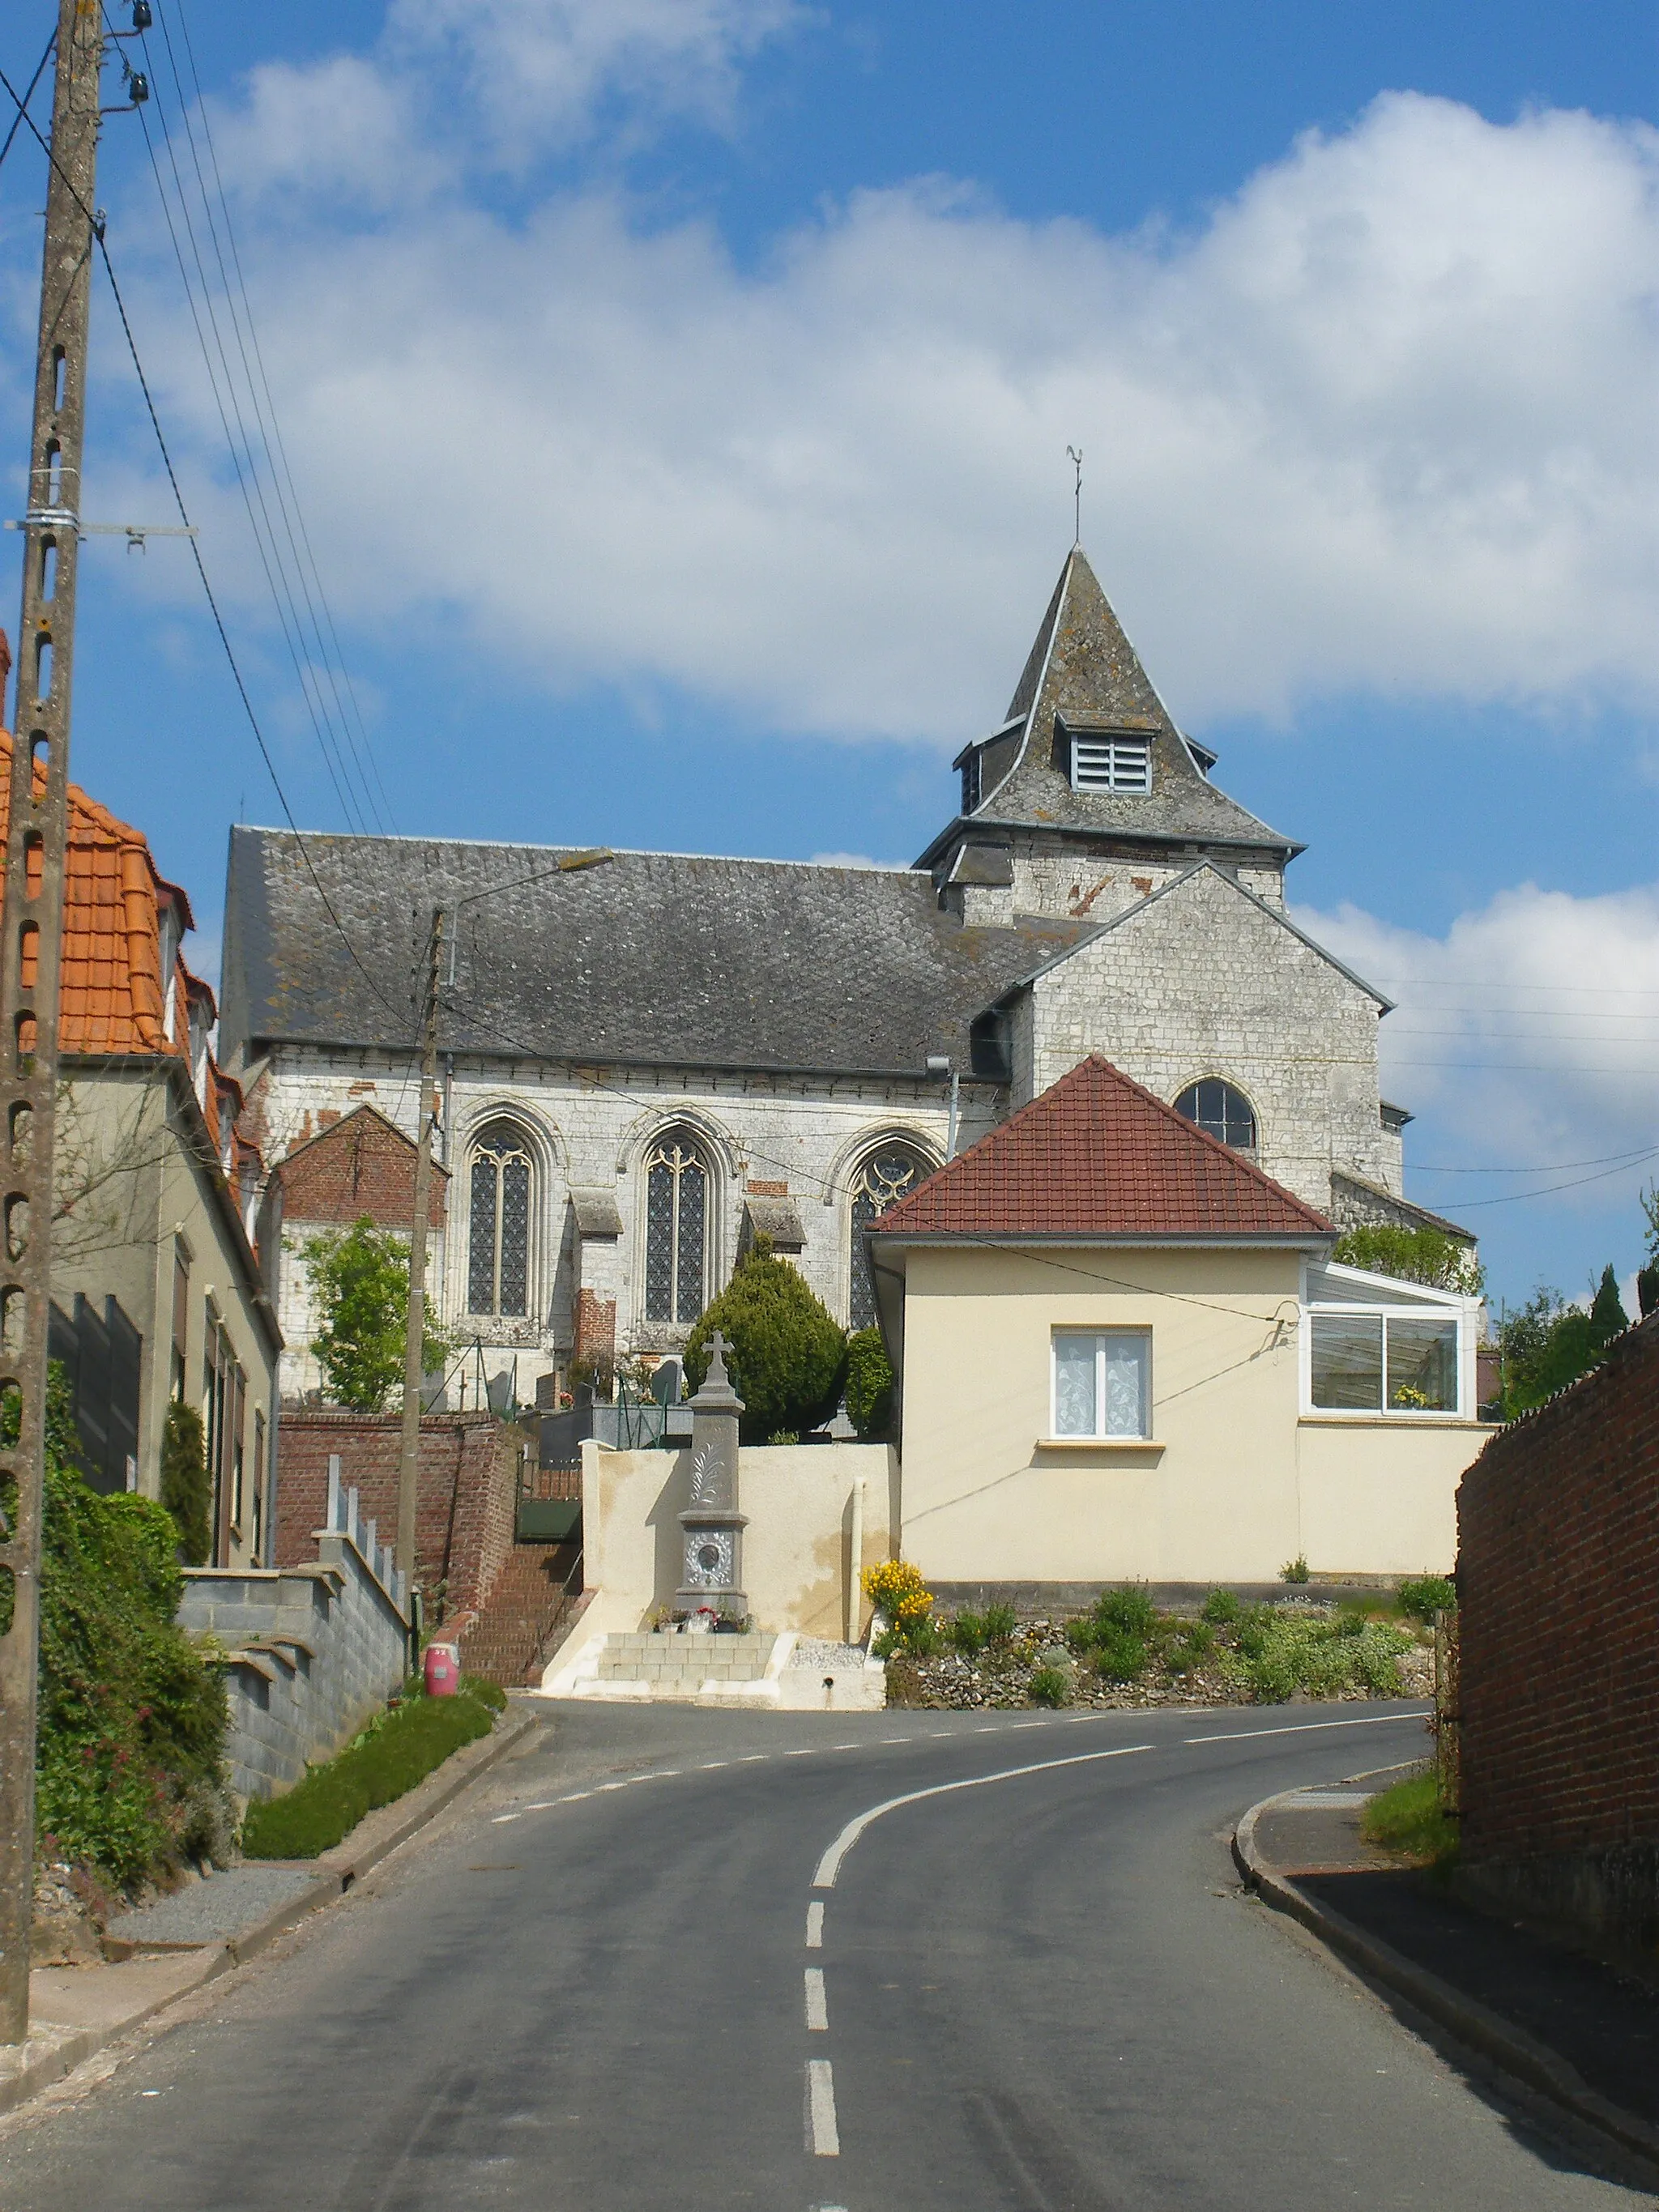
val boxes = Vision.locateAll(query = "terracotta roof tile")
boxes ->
[872,1055,1333,1242]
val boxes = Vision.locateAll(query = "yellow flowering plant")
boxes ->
[862,1558,936,1648]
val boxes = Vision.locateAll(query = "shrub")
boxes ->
[844,1326,895,1441]
[159,1399,211,1566]
[36,1370,229,1889]
[1093,1627,1149,1683]
[1165,1621,1215,1674]
[1235,1609,1411,1704]
[1280,1554,1311,1584]
[1063,1615,1097,1654]
[301,1217,453,1413]
[242,1677,503,1859]
[684,1235,847,1442]
[1093,1585,1157,1639]
[1396,1575,1457,1622]
[1028,1666,1070,1708]
[1201,1588,1240,1626]
[982,1602,1019,1646]
[950,1611,987,1656]
[1333,1224,1483,1296]
[862,1558,934,1650]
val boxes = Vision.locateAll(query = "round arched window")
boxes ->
[1174,1079,1257,1153]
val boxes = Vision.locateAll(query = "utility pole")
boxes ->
[0,0,106,2046]
[395,908,443,1604]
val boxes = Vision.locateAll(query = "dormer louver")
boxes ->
[1067,730,1151,795]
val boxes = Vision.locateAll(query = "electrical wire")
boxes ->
[0,34,53,180]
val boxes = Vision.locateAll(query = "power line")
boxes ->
[0,33,53,179]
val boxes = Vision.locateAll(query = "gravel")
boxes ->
[784,1638,868,1670]
[104,1865,323,1950]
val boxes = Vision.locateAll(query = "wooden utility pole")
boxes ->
[395,908,443,1598]
[0,0,106,2046]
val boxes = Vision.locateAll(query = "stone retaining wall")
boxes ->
[181,1515,411,1801]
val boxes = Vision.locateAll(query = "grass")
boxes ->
[1361,1766,1461,1869]
[241,1676,508,1860]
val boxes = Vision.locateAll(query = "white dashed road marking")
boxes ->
[806,2060,840,2155]
[804,1967,829,2031]
[812,1743,1155,1889]
[805,1901,824,1949]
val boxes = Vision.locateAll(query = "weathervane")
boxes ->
[1066,445,1083,545]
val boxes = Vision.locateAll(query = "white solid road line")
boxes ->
[805,1967,830,2031]
[1183,1713,1426,1746]
[812,1744,1155,1889]
[806,1901,825,1949]
[807,2060,840,2155]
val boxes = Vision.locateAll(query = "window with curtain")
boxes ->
[645,1134,709,1324]
[468,1121,533,1316]
[848,1144,927,1329]
[1051,1331,1151,1438]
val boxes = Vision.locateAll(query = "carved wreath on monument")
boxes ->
[683,1528,735,1589]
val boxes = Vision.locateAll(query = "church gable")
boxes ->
[1006,863,1394,1212]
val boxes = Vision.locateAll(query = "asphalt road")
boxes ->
[0,1698,1650,2211]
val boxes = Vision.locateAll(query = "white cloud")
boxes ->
[111,73,1659,744]
[807,850,908,870]
[1293,882,1659,1213]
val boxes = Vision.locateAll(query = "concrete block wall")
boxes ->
[1456,1315,1659,1955]
[275,1409,519,1633]
[180,1527,410,1800]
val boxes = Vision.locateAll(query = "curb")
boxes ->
[1,1706,547,2121]
[1233,1787,1659,2177]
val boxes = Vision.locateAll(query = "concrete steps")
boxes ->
[461,1541,585,1686]
[595,1631,776,1688]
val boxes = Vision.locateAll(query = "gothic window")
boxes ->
[468,1120,532,1316]
[848,1144,928,1330]
[1174,1078,1257,1154]
[644,1133,709,1324]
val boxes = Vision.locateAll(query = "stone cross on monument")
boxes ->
[676,1331,748,1620]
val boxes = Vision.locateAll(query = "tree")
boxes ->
[1639,1182,1658,1321]
[159,1399,211,1566]
[844,1326,895,1441]
[1333,1224,1484,1296]
[683,1235,847,1443]
[1500,1268,1628,1414]
[301,1217,452,1413]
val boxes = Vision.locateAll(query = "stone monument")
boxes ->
[675,1330,748,1622]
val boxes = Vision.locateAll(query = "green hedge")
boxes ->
[241,1677,507,1860]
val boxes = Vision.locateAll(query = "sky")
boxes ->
[0,0,1655,1314]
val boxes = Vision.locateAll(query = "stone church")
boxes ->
[219,548,1449,1403]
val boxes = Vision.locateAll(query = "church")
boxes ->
[218,547,1452,1404]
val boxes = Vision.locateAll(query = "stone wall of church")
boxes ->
[1019,864,1391,1214]
[256,1047,976,1400]
[1009,850,1285,925]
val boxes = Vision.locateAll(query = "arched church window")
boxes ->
[1174,1079,1257,1154]
[467,1120,532,1316]
[644,1133,709,1324]
[848,1144,928,1330]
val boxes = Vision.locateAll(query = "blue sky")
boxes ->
[1,0,1656,1311]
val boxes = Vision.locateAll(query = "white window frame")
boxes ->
[1300,1264,1473,1420]
[1050,1328,1152,1439]
[1070,735,1151,795]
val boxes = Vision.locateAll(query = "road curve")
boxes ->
[0,1699,1645,2211]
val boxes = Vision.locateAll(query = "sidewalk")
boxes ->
[0,1702,545,2120]
[1235,1767,1659,2176]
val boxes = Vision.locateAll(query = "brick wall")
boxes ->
[1456,1314,1659,1953]
[275,1408,520,1630]
[278,1104,448,1229]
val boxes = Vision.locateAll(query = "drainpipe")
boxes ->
[847,1474,865,1645]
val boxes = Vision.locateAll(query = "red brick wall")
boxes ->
[1456,1315,1659,1873]
[275,1408,520,1627]
[278,1106,447,1230]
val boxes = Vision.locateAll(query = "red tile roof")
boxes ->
[872,1055,1333,1241]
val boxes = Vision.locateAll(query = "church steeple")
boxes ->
[917,547,1299,891]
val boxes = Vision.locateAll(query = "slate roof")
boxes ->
[919,547,1296,868]
[870,1055,1334,1241]
[220,829,1094,1077]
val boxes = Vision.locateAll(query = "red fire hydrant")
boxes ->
[424,1641,460,1698]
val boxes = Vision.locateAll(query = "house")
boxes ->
[0,724,281,1563]
[217,543,1469,1407]
[868,1055,1492,1596]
